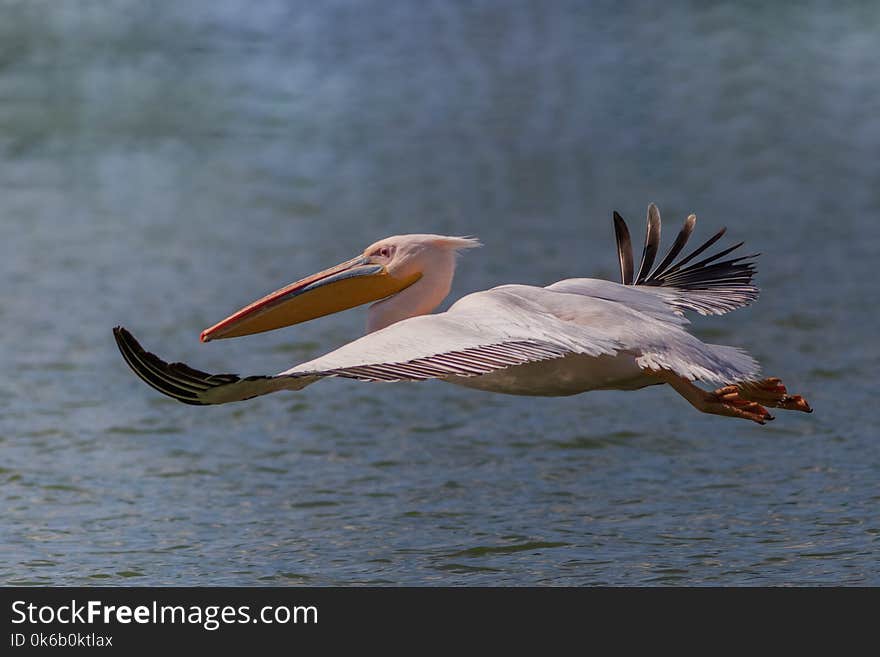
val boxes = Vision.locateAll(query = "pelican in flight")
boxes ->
[114,204,811,424]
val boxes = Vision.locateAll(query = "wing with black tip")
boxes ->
[611,204,759,316]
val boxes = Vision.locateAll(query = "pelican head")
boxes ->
[200,234,481,342]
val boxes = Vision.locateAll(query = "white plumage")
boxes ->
[114,204,811,424]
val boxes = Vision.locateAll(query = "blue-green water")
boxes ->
[2,1,878,585]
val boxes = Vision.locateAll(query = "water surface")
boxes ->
[1,1,878,585]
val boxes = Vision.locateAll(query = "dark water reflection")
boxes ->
[1,1,878,585]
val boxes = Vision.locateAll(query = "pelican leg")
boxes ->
[736,377,812,413]
[657,370,774,425]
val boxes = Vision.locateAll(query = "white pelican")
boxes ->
[114,204,811,424]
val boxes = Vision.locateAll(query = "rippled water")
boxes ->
[2,1,878,585]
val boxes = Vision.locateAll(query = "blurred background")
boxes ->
[1,1,878,585]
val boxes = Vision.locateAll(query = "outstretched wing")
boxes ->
[114,295,619,405]
[612,203,759,316]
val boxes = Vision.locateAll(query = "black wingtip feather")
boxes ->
[635,203,662,284]
[113,326,238,405]
[612,211,634,285]
[647,213,696,281]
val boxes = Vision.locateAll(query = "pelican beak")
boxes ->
[200,255,420,342]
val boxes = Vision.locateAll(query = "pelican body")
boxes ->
[114,205,811,424]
